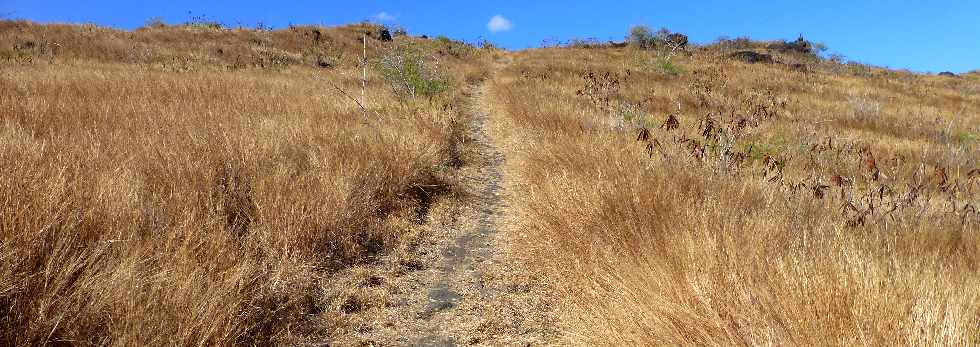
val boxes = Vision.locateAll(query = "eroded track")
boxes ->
[325,59,556,346]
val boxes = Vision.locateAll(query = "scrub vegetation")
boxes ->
[1,18,978,346]
[487,34,979,345]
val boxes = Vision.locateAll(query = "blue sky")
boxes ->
[2,1,978,73]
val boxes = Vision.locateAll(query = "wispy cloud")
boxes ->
[374,12,395,22]
[487,15,512,33]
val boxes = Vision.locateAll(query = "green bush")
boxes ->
[627,51,684,76]
[616,100,648,128]
[375,45,448,100]
[184,13,223,30]
[627,25,686,50]
[656,58,683,76]
[432,36,473,58]
[627,25,655,49]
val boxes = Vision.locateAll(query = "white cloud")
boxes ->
[487,15,512,33]
[374,12,395,22]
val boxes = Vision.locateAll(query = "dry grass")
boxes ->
[487,46,979,345]
[0,21,491,345]
[4,18,979,346]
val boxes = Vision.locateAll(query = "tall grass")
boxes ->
[487,47,980,345]
[0,22,490,345]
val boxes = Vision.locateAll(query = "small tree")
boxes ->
[627,25,654,49]
[628,26,686,56]
[656,28,687,63]
[653,27,672,45]
[628,25,687,73]
[771,35,828,57]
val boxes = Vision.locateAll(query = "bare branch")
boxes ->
[315,73,383,123]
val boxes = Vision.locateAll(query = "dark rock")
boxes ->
[730,51,774,64]
[339,297,362,314]
[377,27,392,42]
[315,56,332,68]
[14,41,36,50]
[938,71,958,77]
[665,33,688,48]
[770,36,812,54]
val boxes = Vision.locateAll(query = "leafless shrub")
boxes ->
[576,69,622,110]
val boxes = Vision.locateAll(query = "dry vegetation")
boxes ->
[486,42,979,345]
[3,17,980,346]
[0,20,492,345]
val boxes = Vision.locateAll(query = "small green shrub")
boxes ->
[616,100,648,128]
[627,51,683,76]
[769,35,827,57]
[184,13,223,30]
[656,58,683,75]
[627,25,686,50]
[627,25,655,49]
[375,45,448,100]
[434,35,452,45]
[432,36,473,58]
[952,129,978,144]
[742,135,792,161]
[567,38,601,48]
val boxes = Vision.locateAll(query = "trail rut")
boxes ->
[328,58,556,346]
[412,79,510,346]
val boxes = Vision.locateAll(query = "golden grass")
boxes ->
[4,19,979,345]
[0,21,491,345]
[487,47,979,345]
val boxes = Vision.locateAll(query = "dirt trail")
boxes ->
[330,57,555,346]
[413,80,511,345]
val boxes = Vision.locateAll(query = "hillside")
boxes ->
[487,41,979,345]
[1,20,978,346]
[0,20,505,345]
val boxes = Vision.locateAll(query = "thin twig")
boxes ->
[328,79,370,113]
[315,73,384,124]
[361,33,368,122]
